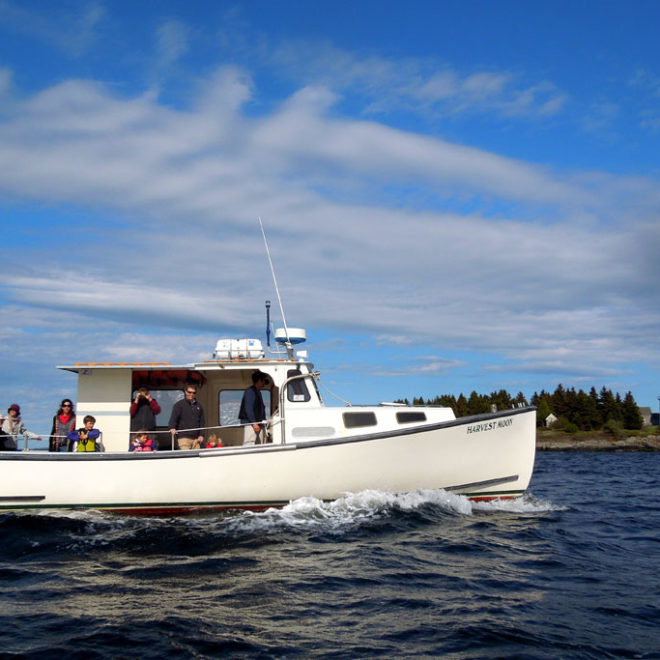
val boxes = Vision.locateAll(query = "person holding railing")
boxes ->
[67,415,102,452]
[168,384,205,450]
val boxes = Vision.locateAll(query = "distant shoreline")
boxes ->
[537,432,660,451]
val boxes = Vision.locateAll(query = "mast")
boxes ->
[259,217,294,357]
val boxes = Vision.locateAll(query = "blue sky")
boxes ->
[1,0,659,434]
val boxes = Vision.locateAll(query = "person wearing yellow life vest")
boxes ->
[67,415,102,452]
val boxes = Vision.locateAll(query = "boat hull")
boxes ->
[0,408,536,514]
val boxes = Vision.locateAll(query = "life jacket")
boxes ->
[76,435,97,452]
[132,438,156,452]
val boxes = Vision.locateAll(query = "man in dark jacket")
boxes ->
[168,385,205,450]
[239,371,269,445]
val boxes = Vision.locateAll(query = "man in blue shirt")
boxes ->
[239,371,269,445]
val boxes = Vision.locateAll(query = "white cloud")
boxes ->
[0,65,658,415]
[156,19,190,68]
[263,41,568,120]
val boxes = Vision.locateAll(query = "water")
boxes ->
[1,452,658,659]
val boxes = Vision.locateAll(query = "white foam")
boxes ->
[222,488,475,536]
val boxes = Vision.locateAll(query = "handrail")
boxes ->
[42,423,267,452]
[278,370,320,444]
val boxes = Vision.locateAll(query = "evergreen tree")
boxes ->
[589,387,602,426]
[575,390,601,430]
[490,389,512,411]
[467,391,490,415]
[553,384,568,418]
[515,392,528,406]
[622,392,643,430]
[614,393,624,422]
[599,387,620,423]
[455,393,468,417]
[536,397,552,426]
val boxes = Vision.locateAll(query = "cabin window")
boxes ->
[396,411,427,424]
[218,390,271,426]
[138,389,184,427]
[343,412,377,429]
[287,369,311,402]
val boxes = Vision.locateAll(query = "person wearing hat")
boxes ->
[1,404,41,451]
[239,371,270,446]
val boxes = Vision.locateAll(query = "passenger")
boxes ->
[168,384,205,450]
[205,433,223,449]
[239,370,269,446]
[2,404,41,451]
[130,386,161,432]
[49,399,77,452]
[0,411,8,451]
[67,415,102,452]
[129,430,158,452]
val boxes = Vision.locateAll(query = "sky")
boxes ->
[1,0,659,435]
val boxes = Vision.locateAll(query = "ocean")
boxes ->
[1,451,658,659]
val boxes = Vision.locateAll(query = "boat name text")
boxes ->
[466,418,513,434]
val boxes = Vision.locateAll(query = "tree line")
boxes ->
[397,384,644,432]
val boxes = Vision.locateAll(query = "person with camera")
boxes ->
[130,386,161,432]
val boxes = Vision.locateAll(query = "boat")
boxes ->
[0,321,537,514]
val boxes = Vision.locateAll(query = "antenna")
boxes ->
[258,217,292,353]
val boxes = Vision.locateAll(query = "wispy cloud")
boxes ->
[0,0,106,57]
[264,41,569,121]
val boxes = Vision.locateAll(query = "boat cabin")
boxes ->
[58,333,456,453]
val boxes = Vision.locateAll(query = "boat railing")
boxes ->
[43,422,273,452]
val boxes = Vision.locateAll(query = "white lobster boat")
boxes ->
[0,328,536,514]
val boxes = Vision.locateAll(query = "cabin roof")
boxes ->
[57,357,306,373]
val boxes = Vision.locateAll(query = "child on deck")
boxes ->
[129,430,158,452]
[67,415,102,452]
[205,433,223,449]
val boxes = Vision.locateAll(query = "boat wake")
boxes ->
[0,489,562,559]
[215,488,562,537]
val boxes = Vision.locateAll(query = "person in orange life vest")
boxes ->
[129,430,158,452]
[67,415,102,452]
[49,399,76,452]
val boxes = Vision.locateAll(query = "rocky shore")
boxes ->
[537,433,660,451]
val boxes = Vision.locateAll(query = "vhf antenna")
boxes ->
[259,217,292,354]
